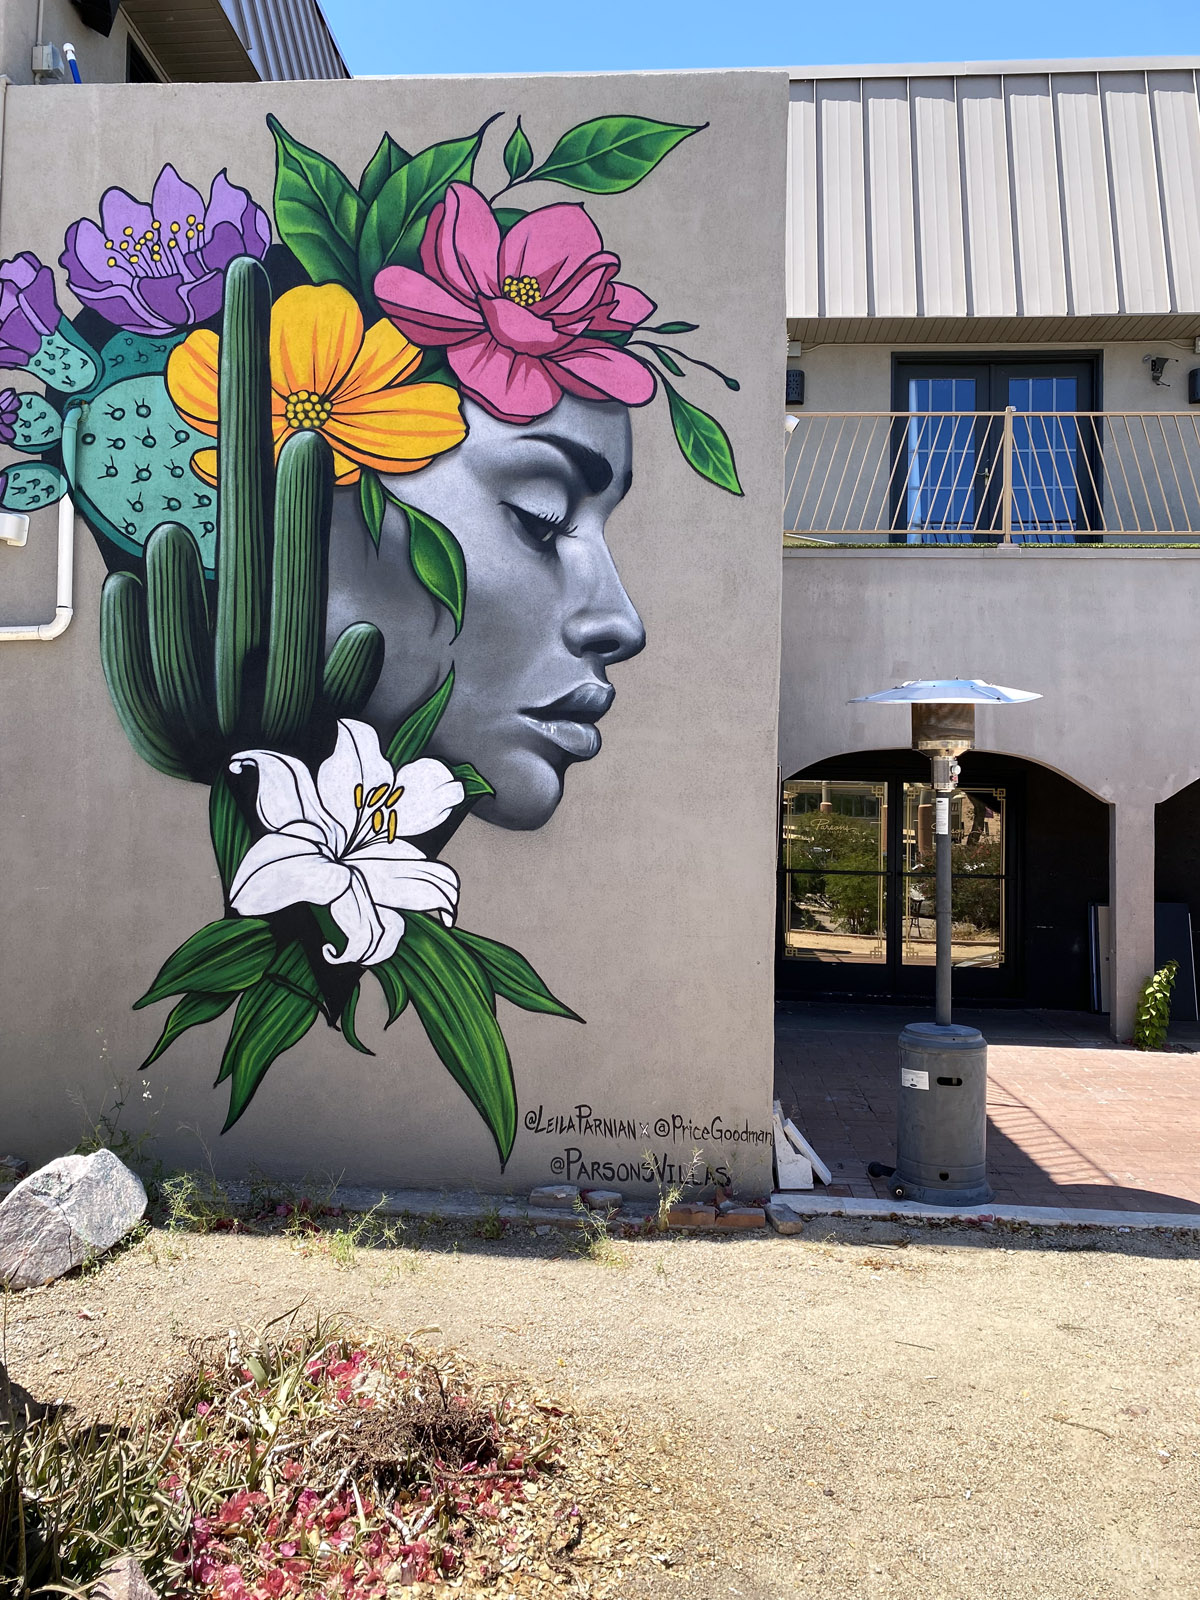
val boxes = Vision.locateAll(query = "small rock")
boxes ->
[529,1183,579,1209]
[766,1201,805,1235]
[715,1206,767,1229]
[581,1188,622,1211]
[534,1224,552,1236]
[666,1202,717,1228]
[0,1150,146,1291]
[92,1555,158,1600]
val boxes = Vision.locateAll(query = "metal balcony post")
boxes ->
[1000,405,1016,543]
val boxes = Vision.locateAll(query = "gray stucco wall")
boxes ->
[0,72,787,1193]
[780,548,1200,804]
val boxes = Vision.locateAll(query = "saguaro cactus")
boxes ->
[99,256,384,784]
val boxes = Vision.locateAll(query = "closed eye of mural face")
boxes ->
[1,112,740,1164]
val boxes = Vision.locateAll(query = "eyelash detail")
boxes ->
[504,502,577,546]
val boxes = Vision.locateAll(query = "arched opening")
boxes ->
[1155,779,1200,1017]
[777,748,1109,1009]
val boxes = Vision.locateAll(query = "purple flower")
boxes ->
[0,387,18,445]
[60,164,270,337]
[0,253,61,368]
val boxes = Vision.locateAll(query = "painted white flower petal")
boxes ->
[317,719,395,845]
[389,758,465,837]
[370,906,407,966]
[229,749,344,852]
[356,853,460,924]
[324,869,386,966]
[229,832,350,917]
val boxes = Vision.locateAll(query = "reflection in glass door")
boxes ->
[781,781,887,964]
[779,775,1012,993]
[901,784,1006,968]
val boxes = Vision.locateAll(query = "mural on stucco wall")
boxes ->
[0,112,740,1165]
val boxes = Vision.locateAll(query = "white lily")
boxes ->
[227,719,464,968]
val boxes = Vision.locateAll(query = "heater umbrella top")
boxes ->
[850,678,1041,705]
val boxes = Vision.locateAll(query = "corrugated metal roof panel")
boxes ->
[119,0,347,81]
[217,0,348,80]
[787,63,1200,322]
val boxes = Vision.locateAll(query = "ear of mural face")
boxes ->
[326,395,643,831]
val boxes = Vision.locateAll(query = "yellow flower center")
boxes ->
[284,389,333,430]
[501,274,542,308]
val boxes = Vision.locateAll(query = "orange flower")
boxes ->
[167,282,465,486]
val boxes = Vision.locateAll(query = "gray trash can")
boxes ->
[891,1022,992,1206]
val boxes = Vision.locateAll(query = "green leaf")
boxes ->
[386,666,454,768]
[358,466,386,550]
[358,132,412,208]
[357,121,495,292]
[372,960,409,1027]
[649,321,699,334]
[662,378,742,496]
[210,774,252,895]
[219,943,321,1128]
[503,117,534,181]
[142,991,236,1069]
[451,762,494,798]
[522,115,704,194]
[136,917,275,1009]
[340,984,374,1055]
[389,497,466,634]
[493,207,526,237]
[267,113,363,290]
[389,912,517,1164]
[650,345,684,376]
[453,929,583,1021]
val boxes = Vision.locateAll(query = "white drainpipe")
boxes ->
[0,404,84,642]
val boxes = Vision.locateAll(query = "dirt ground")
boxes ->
[3,1214,1198,1600]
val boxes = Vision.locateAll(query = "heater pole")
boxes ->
[932,754,954,1027]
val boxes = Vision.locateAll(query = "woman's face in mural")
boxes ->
[326,394,645,831]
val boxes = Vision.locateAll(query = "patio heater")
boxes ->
[850,679,1041,1205]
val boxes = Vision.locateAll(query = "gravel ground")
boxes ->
[3,1215,1197,1600]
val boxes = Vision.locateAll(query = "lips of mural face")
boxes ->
[325,393,645,831]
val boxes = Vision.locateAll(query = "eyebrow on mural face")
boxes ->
[520,432,623,498]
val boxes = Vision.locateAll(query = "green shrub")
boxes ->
[1132,960,1178,1051]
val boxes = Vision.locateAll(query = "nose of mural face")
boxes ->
[562,541,647,667]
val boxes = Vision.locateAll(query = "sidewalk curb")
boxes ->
[221,1182,1200,1236]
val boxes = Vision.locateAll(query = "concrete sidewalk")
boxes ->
[775,1002,1200,1213]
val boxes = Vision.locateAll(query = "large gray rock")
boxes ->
[0,1150,146,1290]
[92,1556,158,1600]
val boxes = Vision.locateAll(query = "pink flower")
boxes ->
[374,183,656,424]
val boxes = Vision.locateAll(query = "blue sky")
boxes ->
[322,0,1199,77]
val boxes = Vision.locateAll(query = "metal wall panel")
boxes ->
[787,62,1200,323]
[864,78,917,316]
[912,77,967,316]
[817,80,868,316]
[219,0,348,81]
[1054,73,1119,316]
[1150,70,1200,313]
[957,75,1017,318]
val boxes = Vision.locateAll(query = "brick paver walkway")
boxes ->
[775,1003,1200,1213]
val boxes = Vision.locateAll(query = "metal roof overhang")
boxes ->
[119,0,259,82]
[788,313,1200,347]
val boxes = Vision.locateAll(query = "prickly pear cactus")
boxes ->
[67,331,216,571]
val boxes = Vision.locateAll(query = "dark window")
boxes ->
[126,38,160,82]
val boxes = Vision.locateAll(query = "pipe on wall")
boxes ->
[0,407,84,642]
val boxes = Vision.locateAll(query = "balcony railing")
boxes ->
[784,408,1200,544]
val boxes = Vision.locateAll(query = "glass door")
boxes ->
[893,356,1099,543]
[778,770,1017,999]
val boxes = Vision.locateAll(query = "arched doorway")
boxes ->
[777,749,1109,1009]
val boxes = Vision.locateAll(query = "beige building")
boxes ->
[780,59,1200,1041]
